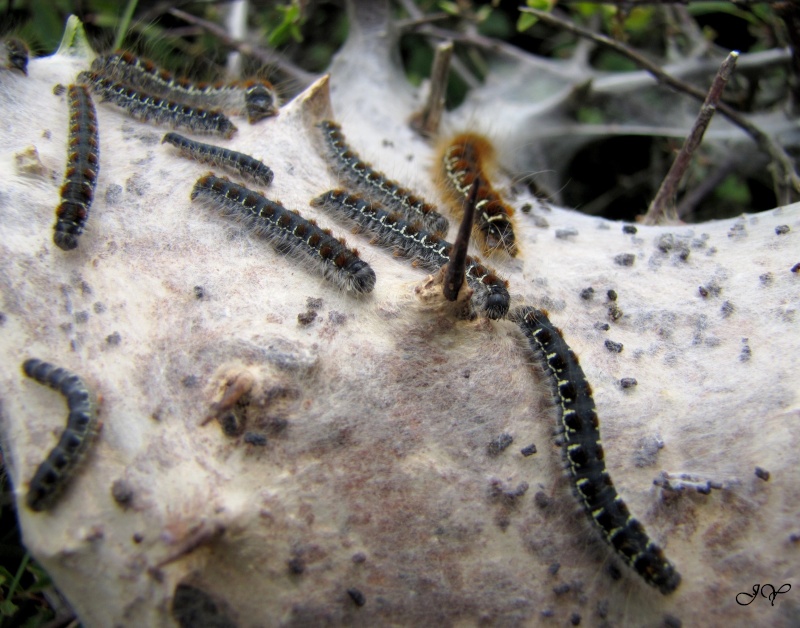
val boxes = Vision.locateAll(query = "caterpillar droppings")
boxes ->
[311,189,509,319]
[191,175,375,294]
[510,306,680,594]
[316,120,450,236]
[439,133,518,257]
[162,133,274,186]
[54,84,100,251]
[91,52,279,123]
[22,359,100,512]
[77,71,237,138]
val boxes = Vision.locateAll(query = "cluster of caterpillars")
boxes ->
[20,46,682,600]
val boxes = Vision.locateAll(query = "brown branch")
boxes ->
[645,52,739,225]
[521,7,800,203]
[443,177,479,302]
[410,40,453,138]
[167,7,317,88]
[675,155,741,220]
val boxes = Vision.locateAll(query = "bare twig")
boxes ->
[645,52,739,225]
[775,0,800,113]
[167,7,317,88]
[394,0,481,89]
[521,7,800,202]
[410,40,453,138]
[443,177,479,302]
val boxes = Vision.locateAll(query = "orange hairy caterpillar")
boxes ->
[510,307,681,595]
[91,51,279,123]
[162,133,274,187]
[1,37,28,75]
[316,120,450,236]
[438,133,518,257]
[191,175,376,294]
[77,71,237,138]
[54,84,100,251]
[311,189,510,319]
[22,359,100,512]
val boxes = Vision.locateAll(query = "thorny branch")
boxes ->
[521,7,800,203]
[644,52,739,225]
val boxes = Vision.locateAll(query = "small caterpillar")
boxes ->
[91,51,279,123]
[439,133,518,256]
[316,120,450,236]
[510,307,680,594]
[162,133,274,186]
[77,71,237,138]
[1,37,28,75]
[311,189,509,319]
[54,84,100,251]
[191,175,376,294]
[22,359,100,512]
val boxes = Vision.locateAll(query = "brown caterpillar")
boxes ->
[54,84,100,251]
[78,71,237,138]
[91,51,279,123]
[437,133,518,257]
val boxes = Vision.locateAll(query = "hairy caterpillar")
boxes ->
[22,359,100,512]
[77,71,237,138]
[191,175,376,294]
[510,306,681,595]
[54,84,100,251]
[438,133,518,257]
[162,133,274,186]
[1,37,28,75]
[310,189,509,319]
[316,120,450,236]
[91,51,279,123]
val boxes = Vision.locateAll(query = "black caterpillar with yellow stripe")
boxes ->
[511,306,681,595]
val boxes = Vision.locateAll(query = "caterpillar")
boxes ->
[77,71,237,138]
[438,133,518,257]
[191,175,376,294]
[91,51,279,123]
[510,306,681,595]
[54,84,100,251]
[162,133,274,187]
[316,120,450,237]
[310,189,509,319]
[21,359,100,512]
[1,37,28,75]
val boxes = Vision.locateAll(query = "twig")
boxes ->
[521,7,800,202]
[775,0,800,113]
[645,52,739,225]
[443,177,479,302]
[410,40,453,138]
[167,7,317,88]
[394,0,481,89]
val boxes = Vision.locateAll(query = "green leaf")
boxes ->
[438,2,461,17]
[0,599,18,617]
[517,12,539,32]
